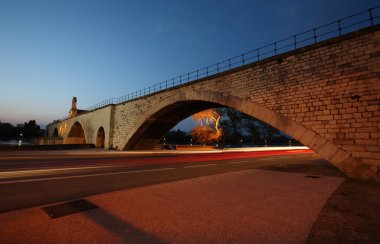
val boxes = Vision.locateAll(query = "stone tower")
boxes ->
[69,97,77,118]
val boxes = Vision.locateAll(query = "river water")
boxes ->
[0,139,35,146]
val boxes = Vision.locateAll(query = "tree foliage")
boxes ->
[191,125,219,144]
[160,129,190,144]
[217,107,293,146]
[0,120,42,138]
[191,109,222,144]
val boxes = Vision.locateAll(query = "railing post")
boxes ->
[228,59,231,69]
[293,35,297,49]
[369,8,374,26]
[313,28,317,43]
[217,63,220,73]
[206,67,208,76]
[274,42,277,55]
[196,70,199,79]
[257,49,260,61]
[338,20,342,36]
[242,53,245,65]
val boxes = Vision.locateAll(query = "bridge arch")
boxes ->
[52,128,58,137]
[96,126,105,148]
[67,121,87,144]
[123,89,372,179]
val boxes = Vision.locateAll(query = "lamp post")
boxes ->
[19,133,23,147]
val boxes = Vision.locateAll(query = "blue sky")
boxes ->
[0,0,377,130]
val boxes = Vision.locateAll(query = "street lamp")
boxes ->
[19,133,23,147]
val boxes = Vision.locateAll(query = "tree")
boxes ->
[191,109,223,144]
[161,129,191,144]
[0,122,15,138]
[241,115,262,146]
[217,108,245,146]
[23,120,41,138]
[0,120,42,138]
[192,109,222,139]
[190,126,217,145]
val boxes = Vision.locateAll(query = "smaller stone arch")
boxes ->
[67,122,86,144]
[96,127,105,148]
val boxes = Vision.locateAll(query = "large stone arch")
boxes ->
[66,121,87,144]
[123,89,373,180]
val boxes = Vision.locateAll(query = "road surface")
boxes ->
[0,148,348,243]
[0,148,324,213]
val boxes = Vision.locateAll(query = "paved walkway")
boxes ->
[0,169,343,243]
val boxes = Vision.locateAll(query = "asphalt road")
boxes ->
[0,149,317,213]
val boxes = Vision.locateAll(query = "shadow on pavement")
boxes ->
[84,206,165,243]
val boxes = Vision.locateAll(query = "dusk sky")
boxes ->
[0,0,377,130]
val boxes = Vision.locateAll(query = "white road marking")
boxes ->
[258,158,275,161]
[226,160,251,164]
[184,164,216,168]
[0,165,119,177]
[0,167,176,185]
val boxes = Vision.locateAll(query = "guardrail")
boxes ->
[82,6,380,112]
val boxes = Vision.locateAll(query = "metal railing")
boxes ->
[83,6,380,112]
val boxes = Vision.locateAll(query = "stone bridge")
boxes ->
[47,26,380,181]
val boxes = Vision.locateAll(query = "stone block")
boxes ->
[318,141,340,161]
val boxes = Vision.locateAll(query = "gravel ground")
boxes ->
[307,179,380,243]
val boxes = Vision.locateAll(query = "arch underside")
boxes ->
[67,122,86,144]
[125,101,221,150]
[122,90,376,181]
[96,127,105,148]
[52,128,58,137]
